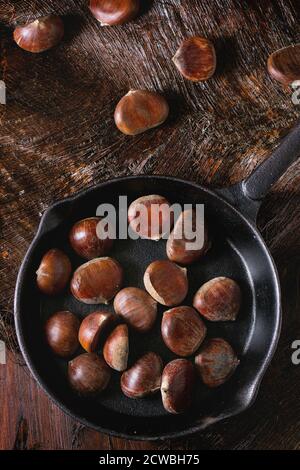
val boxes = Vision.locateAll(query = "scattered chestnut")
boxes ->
[143,260,188,307]
[173,36,216,82]
[13,15,64,53]
[103,324,129,371]
[45,311,80,358]
[166,209,210,265]
[36,248,72,296]
[161,306,206,357]
[89,0,140,26]
[78,310,115,352]
[195,338,239,387]
[267,44,300,85]
[68,353,111,396]
[114,90,169,135]
[71,257,123,304]
[69,217,113,260]
[113,287,157,332]
[193,277,241,321]
[121,352,163,398]
[128,195,174,240]
[161,359,194,414]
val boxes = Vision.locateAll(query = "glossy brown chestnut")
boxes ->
[121,352,163,398]
[114,90,169,135]
[89,0,139,25]
[173,36,216,82]
[36,248,72,296]
[13,15,64,53]
[68,353,111,396]
[166,209,210,265]
[194,338,239,387]
[113,287,157,332]
[161,306,206,357]
[193,277,241,321]
[69,217,113,260]
[128,195,174,240]
[161,359,194,414]
[45,311,80,358]
[103,324,129,371]
[267,44,300,85]
[78,311,115,352]
[143,260,188,307]
[71,257,123,304]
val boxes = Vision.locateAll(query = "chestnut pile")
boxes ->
[38,194,241,415]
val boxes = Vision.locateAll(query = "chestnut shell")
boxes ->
[161,306,207,357]
[36,248,72,296]
[195,338,239,387]
[267,44,300,85]
[173,36,216,82]
[161,359,195,414]
[78,310,115,352]
[13,15,64,53]
[89,0,140,26]
[45,311,80,358]
[103,324,129,371]
[68,353,111,396]
[121,352,163,398]
[69,217,113,260]
[113,287,157,332]
[193,277,242,321]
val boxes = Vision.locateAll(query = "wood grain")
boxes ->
[0,0,300,450]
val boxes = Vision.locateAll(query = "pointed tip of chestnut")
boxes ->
[267,44,300,85]
[173,36,216,82]
[114,90,169,135]
[143,260,188,307]
[89,0,140,26]
[36,248,72,296]
[103,324,129,371]
[195,338,239,387]
[161,306,206,356]
[68,353,111,396]
[121,352,163,398]
[78,310,115,352]
[13,15,64,53]
[193,277,242,321]
[161,359,195,414]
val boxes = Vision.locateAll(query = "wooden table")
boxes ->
[1,0,300,450]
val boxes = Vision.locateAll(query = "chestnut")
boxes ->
[121,352,163,398]
[13,15,64,53]
[45,311,80,358]
[103,324,129,371]
[166,209,210,265]
[114,90,169,135]
[267,44,300,85]
[143,260,188,307]
[69,217,113,260]
[71,257,123,304]
[89,0,140,26]
[36,248,72,296]
[113,287,157,332]
[128,195,174,240]
[78,310,115,352]
[161,306,206,357]
[161,359,194,414]
[194,338,239,387]
[68,353,111,396]
[193,277,241,321]
[173,36,216,82]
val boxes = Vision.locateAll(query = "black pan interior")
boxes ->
[14,176,281,440]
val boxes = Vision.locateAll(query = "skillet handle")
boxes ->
[243,119,300,201]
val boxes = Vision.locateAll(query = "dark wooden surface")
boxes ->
[1,0,300,450]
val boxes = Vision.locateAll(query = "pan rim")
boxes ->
[14,174,282,441]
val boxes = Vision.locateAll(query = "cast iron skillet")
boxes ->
[14,122,300,441]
